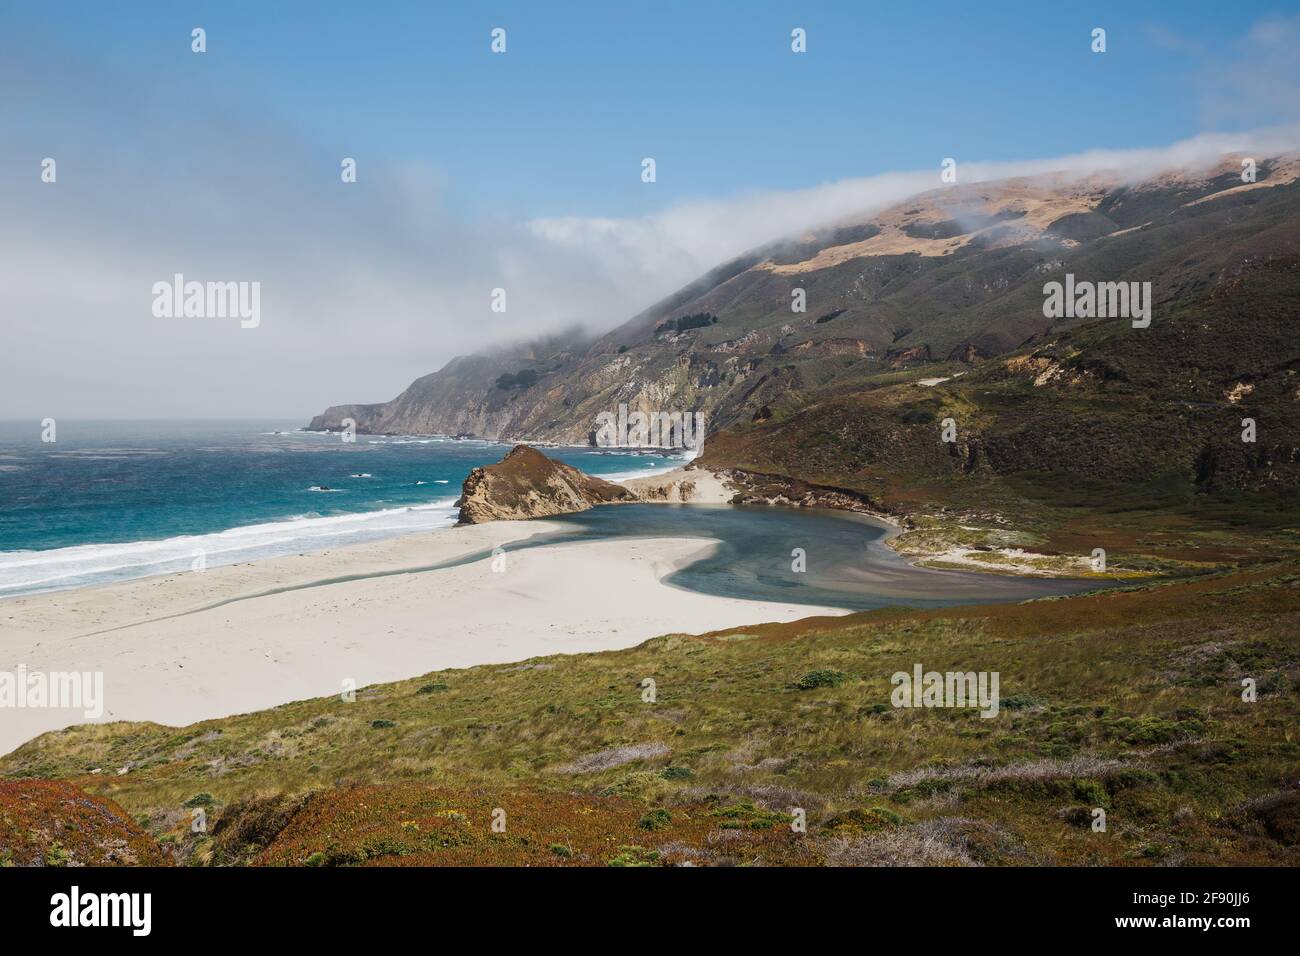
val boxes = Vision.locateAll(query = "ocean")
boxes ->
[0,420,681,597]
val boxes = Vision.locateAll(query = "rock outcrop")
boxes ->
[456,445,636,524]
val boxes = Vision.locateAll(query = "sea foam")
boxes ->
[0,499,459,597]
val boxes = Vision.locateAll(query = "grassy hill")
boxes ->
[700,246,1300,575]
[4,559,1298,866]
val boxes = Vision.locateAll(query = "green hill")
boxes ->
[3,560,1298,866]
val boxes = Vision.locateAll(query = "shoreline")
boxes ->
[663,466,1122,580]
[1,464,1114,756]
[0,445,685,602]
[0,515,848,756]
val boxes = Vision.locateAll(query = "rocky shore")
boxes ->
[456,445,635,524]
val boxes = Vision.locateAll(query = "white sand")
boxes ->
[620,466,736,503]
[0,519,845,755]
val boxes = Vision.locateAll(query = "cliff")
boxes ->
[455,445,636,524]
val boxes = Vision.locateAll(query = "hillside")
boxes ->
[310,154,1300,449]
[702,244,1300,573]
[4,560,1298,866]
[311,327,596,438]
[0,779,168,866]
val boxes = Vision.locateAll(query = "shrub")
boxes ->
[494,369,540,390]
[1061,805,1094,828]
[709,801,792,830]
[637,811,676,832]
[371,719,396,729]
[1105,715,1188,745]
[638,808,673,831]
[608,845,661,867]
[999,694,1040,711]
[660,766,694,780]
[658,312,717,334]
[794,669,848,690]
[1070,778,1110,808]
[672,312,716,331]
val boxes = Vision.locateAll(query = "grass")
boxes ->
[3,559,1298,866]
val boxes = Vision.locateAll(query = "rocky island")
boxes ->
[456,444,636,524]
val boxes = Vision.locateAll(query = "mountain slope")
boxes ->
[310,154,1300,446]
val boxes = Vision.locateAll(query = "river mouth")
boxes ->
[75,503,1105,637]
[496,503,1105,612]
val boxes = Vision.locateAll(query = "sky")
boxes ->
[2,1,1299,419]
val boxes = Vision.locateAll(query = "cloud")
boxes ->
[1149,12,1300,128]
[1206,14,1300,126]
[529,124,1300,299]
[2,23,1299,420]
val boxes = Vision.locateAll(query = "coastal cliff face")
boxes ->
[456,445,636,524]
[309,329,596,437]
[312,155,1300,455]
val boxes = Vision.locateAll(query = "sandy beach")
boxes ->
[0,517,846,755]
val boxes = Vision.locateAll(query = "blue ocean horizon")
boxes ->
[0,419,681,597]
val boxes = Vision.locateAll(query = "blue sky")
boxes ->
[2,1,1298,417]
[8,1,1298,219]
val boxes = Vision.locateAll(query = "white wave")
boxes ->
[603,468,669,482]
[0,498,460,597]
[596,457,682,483]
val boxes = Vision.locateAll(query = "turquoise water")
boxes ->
[0,420,681,596]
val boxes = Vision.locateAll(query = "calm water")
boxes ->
[434,504,1103,612]
[92,504,1101,631]
[0,420,681,596]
